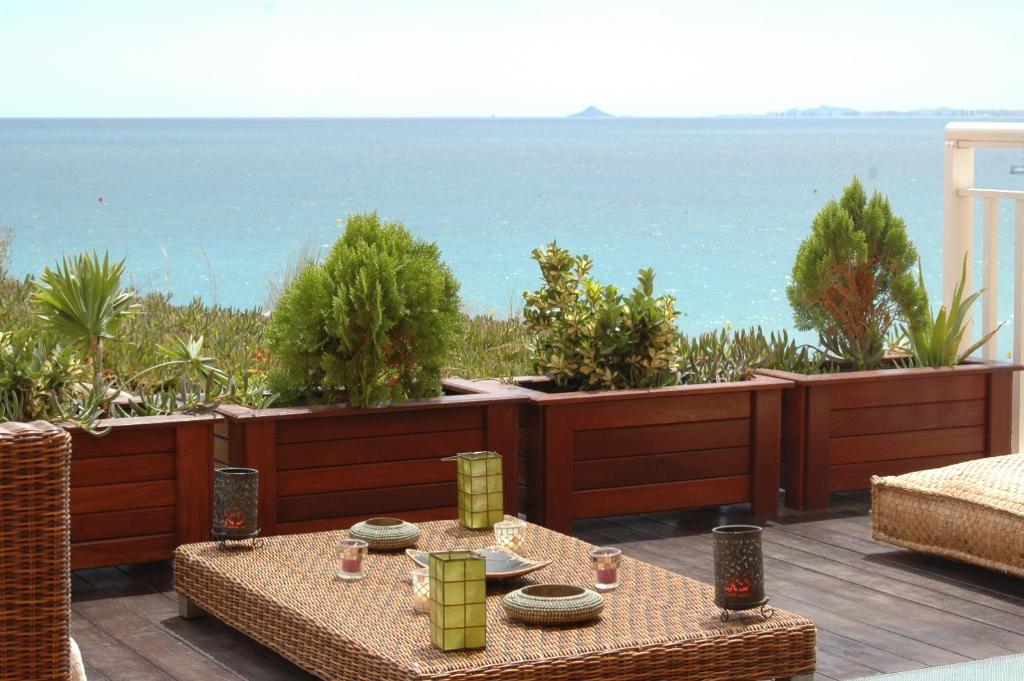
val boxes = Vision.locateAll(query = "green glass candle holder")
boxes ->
[428,550,487,651]
[455,451,503,529]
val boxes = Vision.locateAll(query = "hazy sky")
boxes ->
[2,0,1020,117]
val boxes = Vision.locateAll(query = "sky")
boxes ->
[1,0,1021,117]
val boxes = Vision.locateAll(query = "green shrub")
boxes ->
[681,326,826,383]
[901,256,999,368]
[0,329,106,431]
[522,242,681,391]
[787,177,924,370]
[267,213,462,407]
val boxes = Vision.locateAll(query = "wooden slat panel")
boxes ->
[277,483,456,523]
[988,370,1013,456]
[572,392,750,431]
[71,534,177,570]
[830,399,986,437]
[71,427,176,458]
[829,453,982,492]
[573,447,749,491]
[573,418,750,461]
[486,402,519,516]
[828,374,987,409]
[72,480,176,515]
[804,386,832,510]
[573,476,750,519]
[72,453,176,487]
[71,507,176,542]
[176,422,214,546]
[278,459,455,496]
[275,407,485,444]
[242,420,278,536]
[542,404,574,533]
[829,426,986,466]
[780,384,807,510]
[750,388,781,518]
[274,506,458,535]
[276,429,485,470]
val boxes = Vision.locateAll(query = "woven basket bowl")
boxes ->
[348,518,421,551]
[502,584,604,625]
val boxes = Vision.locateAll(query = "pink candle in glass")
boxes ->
[590,547,621,591]
[337,539,368,581]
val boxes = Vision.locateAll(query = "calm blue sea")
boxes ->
[2,117,1023,347]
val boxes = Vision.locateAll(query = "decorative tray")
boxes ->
[502,584,605,625]
[348,518,421,551]
[405,546,551,581]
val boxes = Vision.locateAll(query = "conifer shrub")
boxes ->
[787,177,924,370]
[522,242,682,391]
[267,213,462,407]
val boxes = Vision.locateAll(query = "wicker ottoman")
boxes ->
[872,454,1024,577]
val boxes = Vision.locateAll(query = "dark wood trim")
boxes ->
[751,388,781,519]
[175,421,213,546]
[542,404,574,534]
[803,386,832,511]
[242,419,277,536]
[987,369,1013,456]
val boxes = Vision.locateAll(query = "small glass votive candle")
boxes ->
[336,539,368,581]
[411,568,430,613]
[493,518,528,553]
[590,547,622,591]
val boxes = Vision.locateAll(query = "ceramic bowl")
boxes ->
[348,517,421,551]
[502,584,605,625]
[405,546,551,581]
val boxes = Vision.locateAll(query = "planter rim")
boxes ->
[215,389,526,422]
[63,411,221,433]
[444,374,791,406]
[757,357,1022,387]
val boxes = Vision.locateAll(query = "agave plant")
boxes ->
[900,256,1001,368]
[32,251,137,393]
[131,335,228,401]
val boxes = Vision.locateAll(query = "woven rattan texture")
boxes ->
[872,453,1024,578]
[0,421,72,681]
[176,520,815,681]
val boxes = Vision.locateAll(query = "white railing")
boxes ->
[943,122,1024,450]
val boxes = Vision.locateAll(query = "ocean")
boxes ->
[2,117,1023,348]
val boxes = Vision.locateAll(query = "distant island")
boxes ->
[568,106,614,119]
[767,105,1024,118]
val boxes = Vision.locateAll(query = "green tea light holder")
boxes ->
[428,550,487,651]
[449,451,504,529]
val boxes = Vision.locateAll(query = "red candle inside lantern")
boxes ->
[596,568,617,585]
[725,579,752,599]
[222,510,247,530]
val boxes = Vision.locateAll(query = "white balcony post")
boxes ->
[942,139,975,342]
[982,197,1000,360]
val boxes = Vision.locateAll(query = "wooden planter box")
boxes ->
[444,376,791,534]
[216,392,525,537]
[69,414,217,569]
[757,360,1020,511]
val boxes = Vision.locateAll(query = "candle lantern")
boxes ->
[712,525,773,621]
[590,547,621,591]
[411,568,431,613]
[493,518,527,553]
[336,539,368,581]
[428,550,487,651]
[212,467,261,548]
[453,451,503,529]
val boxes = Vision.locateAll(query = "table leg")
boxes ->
[178,594,207,620]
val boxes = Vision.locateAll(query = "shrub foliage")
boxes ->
[267,213,462,407]
[523,242,682,391]
[787,177,924,370]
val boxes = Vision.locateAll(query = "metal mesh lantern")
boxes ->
[454,451,503,529]
[428,550,487,651]
[213,467,260,545]
[712,525,772,621]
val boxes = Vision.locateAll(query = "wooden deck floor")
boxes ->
[71,493,1024,681]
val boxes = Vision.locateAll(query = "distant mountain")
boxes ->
[768,105,1024,118]
[568,106,614,119]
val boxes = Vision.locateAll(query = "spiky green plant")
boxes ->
[900,256,1001,367]
[32,251,137,392]
[788,177,924,370]
[681,326,826,383]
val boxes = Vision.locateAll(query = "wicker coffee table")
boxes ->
[175,520,815,681]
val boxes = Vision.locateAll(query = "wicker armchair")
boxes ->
[0,421,72,681]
